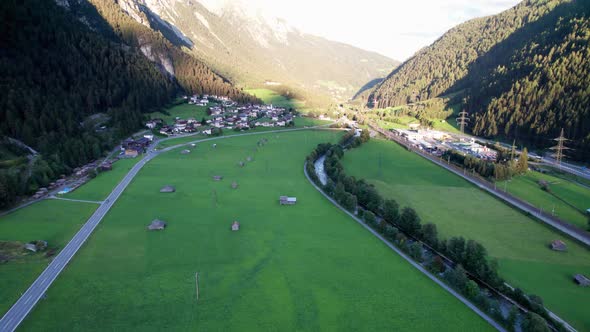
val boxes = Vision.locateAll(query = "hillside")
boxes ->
[368,0,590,160]
[466,0,590,159]
[0,0,255,208]
[115,0,398,103]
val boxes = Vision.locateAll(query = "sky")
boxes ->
[205,0,521,61]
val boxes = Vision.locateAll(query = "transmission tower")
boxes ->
[550,128,570,167]
[456,110,469,134]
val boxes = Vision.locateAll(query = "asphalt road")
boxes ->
[0,126,330,332]
[540,157,590,181]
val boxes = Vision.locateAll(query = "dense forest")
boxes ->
[0,0,255,207]
[369,0,559,108]
[466,0,590,159]
[367,0,590,159]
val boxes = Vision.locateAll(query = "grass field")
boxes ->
[341,139,590,331]
[246,88,305,109]
[21,131,492,331]
[499,171,590,230]
[64,158,140,202]
[0,200,97,315]
[148,102,210,123]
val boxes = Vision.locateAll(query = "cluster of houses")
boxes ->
[121,136,153,158]
[146,97,296,137]
[157,118,202,136]
[208,103,294,130]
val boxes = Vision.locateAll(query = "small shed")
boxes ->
[148,219,167,231]
[212,144,217,148]
[247,156,253,162]
[238,161,245,167]
[160,185,176,193]
[24,243,38,252]
[231,221,240,231]
[550,240,567,251]
[279,196,297,205]
[213,175,223,181]
[573,274,590,287]
[231,182,238,189]
[24,240,48,253]
[180,149,191,154]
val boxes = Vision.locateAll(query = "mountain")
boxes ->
[367,0,590,160]
[115,0,398,103]
[0,0,255,207]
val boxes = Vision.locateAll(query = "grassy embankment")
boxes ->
[499,171,590,230]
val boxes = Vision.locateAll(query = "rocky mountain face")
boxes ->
[115,0,398,103]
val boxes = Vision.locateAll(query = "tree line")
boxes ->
[442,147,528,181]
[305,136,560,332]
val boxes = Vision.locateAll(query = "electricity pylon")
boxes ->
[456,110,469,134]
[550,128,570,167]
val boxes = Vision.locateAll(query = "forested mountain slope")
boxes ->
[369,0,559,108]
[466,0,590,158]
[368,0,590,159]
[0,0,254,207]
[84,0,256,103]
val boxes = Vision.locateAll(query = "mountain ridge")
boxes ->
[117,0,399,103]
[365,0,590,159]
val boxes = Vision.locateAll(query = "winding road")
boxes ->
[0,126,330,332]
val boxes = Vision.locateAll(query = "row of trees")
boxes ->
[305,138,558,332]
[442,147,529,181]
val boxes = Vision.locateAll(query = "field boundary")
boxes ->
[303,162,507,332]
[369,123,590,248]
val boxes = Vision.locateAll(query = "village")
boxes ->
[145,95,296,138]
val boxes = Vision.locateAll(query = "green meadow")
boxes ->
[0,200,97,315]
[499,171,590,230]
[342,138,590,331]
[21,130,492,331]
[64,158,140,202]
[246,88,305,109]
[148,102,210,123]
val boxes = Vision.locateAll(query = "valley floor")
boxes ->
[16,130,492,331]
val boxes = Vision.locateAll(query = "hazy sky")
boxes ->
[218,0,521,61]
